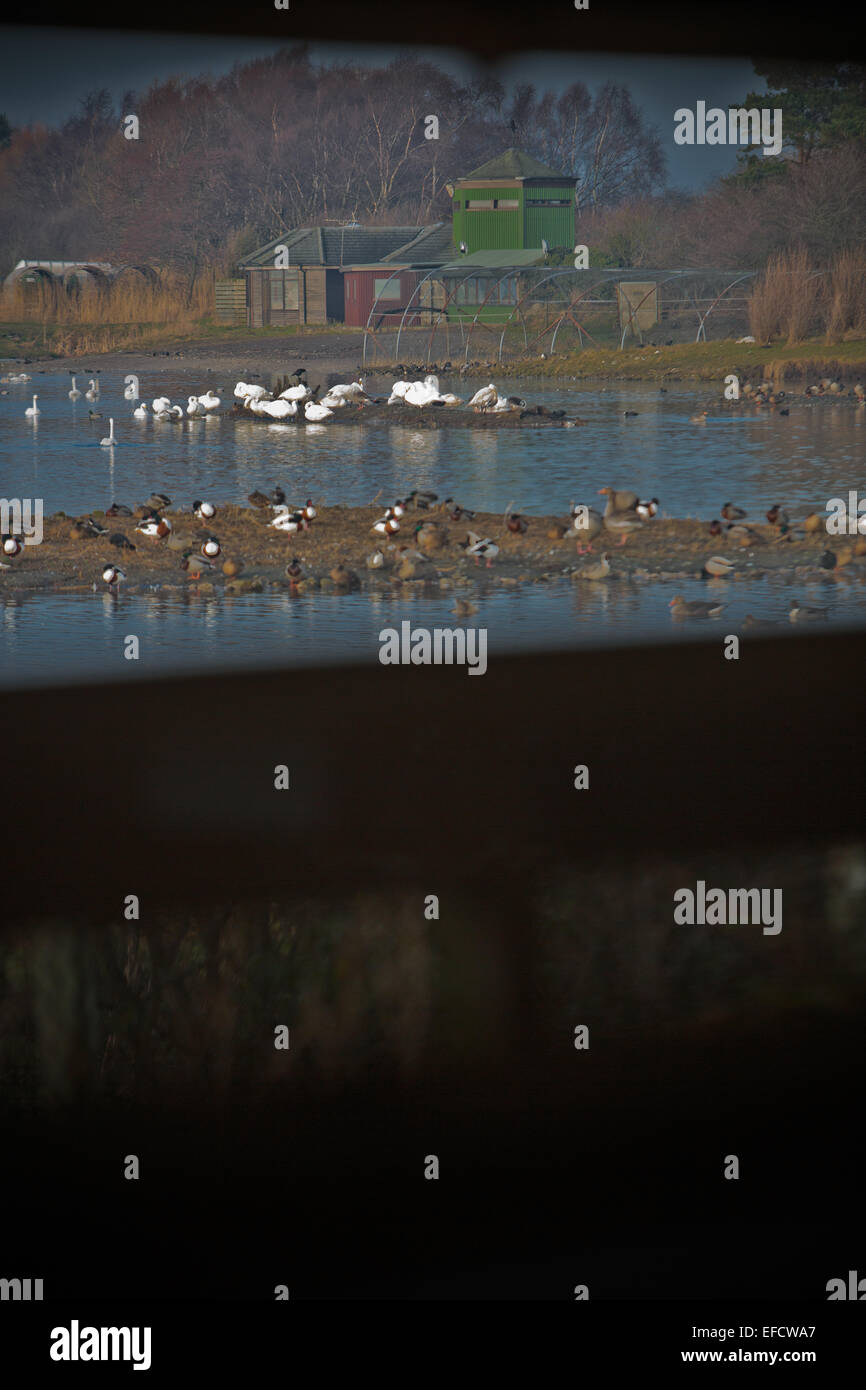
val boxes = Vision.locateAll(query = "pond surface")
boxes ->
[1,367,864,686]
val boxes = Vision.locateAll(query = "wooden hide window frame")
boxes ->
[269,269,300,311]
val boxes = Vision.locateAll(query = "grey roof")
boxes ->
[458,147,574,183]
[381,222,454,265]
[240,225,438,269]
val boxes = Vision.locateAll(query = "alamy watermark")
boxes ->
[674,880,782,935]
[379,621,487,675]
[0,497,43,544]
[674,102,783,157]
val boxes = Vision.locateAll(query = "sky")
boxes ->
[0,27,764,191]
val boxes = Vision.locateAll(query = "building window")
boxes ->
[374,277,401,300]
[269,270,299,311]
[493,199,519,210]
[525,198,572,207]
[466,199,495,209]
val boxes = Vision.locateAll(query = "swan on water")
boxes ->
[85,379,100,401]
[197,390,221,411]
[25,394,40,417]
[133,402,148,419]
[305,400,334,422]
[99,418,117,446]
[187,396,205,416]
[68,375,82,400]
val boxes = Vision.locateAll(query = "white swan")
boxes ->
[68,375,82,400]
[167,405,182,418]
[99,418,116,446]
[388,380,412,402]
[319,392,350,409]
[305,400,334,422]
[279,383,311,401]
[260,399,297,419]
[85,379,100,401]
[187,396,204,417]
[326,380,369,402]
[403,380,443,407]
[153,408,171,422]
[197,390,221,411]
[236,382,269,402]
[124,380,139,401]
[133,402,148,419]
[152,396,171,413]
[24,394,40,417]
[468,383,497,409]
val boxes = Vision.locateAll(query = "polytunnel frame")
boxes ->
[422,268,492,366]
[461,270,530,365]
[393,267,444,364]
[618,270,699,350]
[361,267,406,366]
[693,271,758,342]
[498,268,615,360]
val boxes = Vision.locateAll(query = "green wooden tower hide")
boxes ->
[450,148,577,254]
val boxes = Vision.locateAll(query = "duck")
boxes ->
[743,614,778,629]
[201,536,221,559]
[101,563,126,590]
[270,509,307,533]
[2,534,24,557]
[300,499,316,521]
[452,598,478,618]
[703,555,735,577]
[99,419,117,446]
[134,513,172,539]
[574,551,611,580]
[726,524,760,546]
[106,502,133,518]
[88,409,103,419]
[198,390,221,412]
[108,532,136,550]
[24,394,40,417]
[304,400,334,422]
[669,595,726,618]
[330,562,360,589]
[598,487,639,514]
[818,548,837,570]
[366,548,387,569]
[187,396,205,417]
[79,516,108,537]
[690,410,709,423]
[492,394,526,412]
[789,598,828,622]
[506,512,529,535]
[766,504,789,527]
[270,488,287,508]
[708,519,723,536]
[286,558,304,582]
[461,534,499,567]
[414,521,445,553]
[721,502,746,522]
[68,375,82,400]
[180,550,216,578]
[193,500,216,520]
[803,512,823,534]
[248,491,271,508]
[623,409,639,418]
[85,379,100,401]
[372,515,400,537]
[467,383,498,410]
[133,402,148,419]
[406,490,439,511]
[386,500,407,519]
[636,498,659,520]
[145,494,172,511]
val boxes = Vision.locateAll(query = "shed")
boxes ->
[451,149,576,256]
[342,224,453,328]
[239,225,445,328]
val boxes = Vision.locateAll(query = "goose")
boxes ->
[24,394,39,417]
[99,418,117,446]
[152,397,171,413]
[133,402,148,419]
[598,487,639,514]
[101,563,126,590]
[197,390,221,412]
[468,383,498,410]
[278,383,311,402]
[187,396,205,417]
[68,375,82,400]
[669,595,726,618]
[85,379,100,401]
[193,500,216,520]
[305,400,334,422]
[572,506,604,553]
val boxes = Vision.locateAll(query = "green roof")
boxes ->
[458,147,574,183]
[439,249,546,273]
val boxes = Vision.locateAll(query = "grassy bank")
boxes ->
[0,318,362,361]
[504,338,866,383]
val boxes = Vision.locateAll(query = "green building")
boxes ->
[450,148,577,255]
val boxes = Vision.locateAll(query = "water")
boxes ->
[0,574,862,689]
[1,368,864,686]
